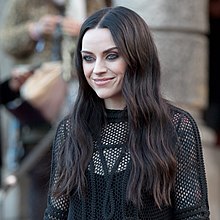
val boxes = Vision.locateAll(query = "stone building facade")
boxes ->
[113,0,209,117]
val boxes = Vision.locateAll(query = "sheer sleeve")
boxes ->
[44,117,72,220]
[172,109,210,219]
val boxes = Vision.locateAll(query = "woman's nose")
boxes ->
[93,59,107,74]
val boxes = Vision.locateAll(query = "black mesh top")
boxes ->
[44,106,210,220]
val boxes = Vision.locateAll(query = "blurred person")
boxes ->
[0,0,110,219]
[0,65,52,219]
[0,66,50,163]
[0,1,69,218]
[44,6,209,219]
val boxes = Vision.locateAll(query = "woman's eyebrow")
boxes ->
[81,46,118,54]
[103,46,118,54]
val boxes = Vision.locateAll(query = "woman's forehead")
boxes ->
[82,28,116,51]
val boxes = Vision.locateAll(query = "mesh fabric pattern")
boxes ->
[44,107,209,220]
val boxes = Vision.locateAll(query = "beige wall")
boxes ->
[113,0,209,115]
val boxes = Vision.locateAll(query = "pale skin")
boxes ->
[81,28,127,110]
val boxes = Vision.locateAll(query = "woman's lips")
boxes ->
[93,77,114,86]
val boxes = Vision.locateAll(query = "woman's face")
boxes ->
[81,28,127,110]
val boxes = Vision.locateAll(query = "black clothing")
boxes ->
[0,79,49,126]
[0,79,20,105]
[44,107,209,219]
[204,18,220,131]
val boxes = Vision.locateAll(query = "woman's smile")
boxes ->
[93,77,115,86]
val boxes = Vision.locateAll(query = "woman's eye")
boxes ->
[107,53,119,60]
[82,55,94,62]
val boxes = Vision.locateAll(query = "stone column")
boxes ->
[113,0,209,116]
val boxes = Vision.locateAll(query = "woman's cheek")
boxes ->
[83,64,93,78]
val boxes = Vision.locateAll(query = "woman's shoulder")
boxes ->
[56,114,72,132]
[169,104,199,133]
[50,115,73,158]
[169,104,195,121]
[53,115,72,145]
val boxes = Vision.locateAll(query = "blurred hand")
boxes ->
[9,66,33,92]
[29,15,61,39]
[61,17,81,37]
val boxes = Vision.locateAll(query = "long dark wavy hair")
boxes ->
[53,6,177,208]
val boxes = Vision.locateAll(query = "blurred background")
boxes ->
[0,0,220,219]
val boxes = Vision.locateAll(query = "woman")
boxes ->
[44,6,210,219]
